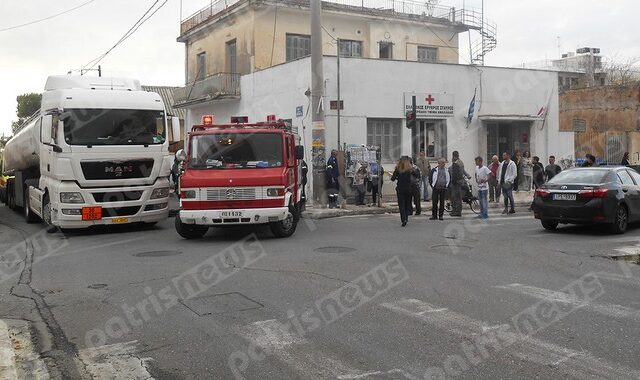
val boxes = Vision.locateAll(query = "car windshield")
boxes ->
[189,133,283,169]
[547,169,608,185]
[62,109,166,146]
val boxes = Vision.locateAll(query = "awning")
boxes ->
[478,114,543,121]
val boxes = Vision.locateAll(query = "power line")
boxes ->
[0,0,99,33]
[79,0,168,72]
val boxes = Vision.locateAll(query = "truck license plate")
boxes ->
[221,211,243,217]
[553,193,576,201]
[111,217,129,224]
[81,207,102,221]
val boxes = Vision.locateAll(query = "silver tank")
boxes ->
[3,117,41,175]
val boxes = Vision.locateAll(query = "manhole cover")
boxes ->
[134,250,182,257]
[88,284,108,289]
[314,246,357,253]
[180,292,263,316]
[430,244,473,251]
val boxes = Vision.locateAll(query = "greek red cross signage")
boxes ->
[404,92,455,118]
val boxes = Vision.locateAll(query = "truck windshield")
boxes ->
[189,133,284,169]
[62,109,166,146]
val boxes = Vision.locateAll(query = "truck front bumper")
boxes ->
[178,207,290,226]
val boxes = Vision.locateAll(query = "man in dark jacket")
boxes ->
[326,150,340,208]
[449,151,464,217]
[410,159,421,215]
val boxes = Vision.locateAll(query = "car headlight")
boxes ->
[60,192,84,204]
[266,188,285,197]
[151,187,170,199]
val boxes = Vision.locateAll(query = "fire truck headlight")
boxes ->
[151,187,170,199]
[181,190,196,199]
[60,192,84,204]
[267,188,285,197]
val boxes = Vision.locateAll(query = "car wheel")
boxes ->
[175,214,208,239]
[610,205,628,234]
[270,205,299,238]
[541,220,558,231]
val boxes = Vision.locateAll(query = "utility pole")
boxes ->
[311,0,326,205]
[337,38,341,149]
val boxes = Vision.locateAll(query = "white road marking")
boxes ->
[238,319,363,379]
[495,283,640,319]
[596,272,640,286]
[381,298,640,379]
[338,368,421,380]
[79,341,154,380]
[0,320,18,380]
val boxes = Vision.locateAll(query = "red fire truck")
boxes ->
[174,115,306,239]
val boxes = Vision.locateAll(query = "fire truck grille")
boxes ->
[205,188,257,201]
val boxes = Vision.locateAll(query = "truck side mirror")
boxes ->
[176,149,187,162]
[41,115,53,143]
[171,116,181,143]
[295,145,304,160]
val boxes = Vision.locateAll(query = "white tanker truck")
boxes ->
[2,75,181,229]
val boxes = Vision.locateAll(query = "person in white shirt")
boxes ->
[497,152,518,214]
[474,156,491,219]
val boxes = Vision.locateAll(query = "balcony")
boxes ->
[174,73,241,108]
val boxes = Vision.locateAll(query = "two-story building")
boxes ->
[174,0,574,197]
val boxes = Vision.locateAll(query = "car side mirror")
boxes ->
[176,149,187,162]
[171,116,181,143]
[295,145,304,160]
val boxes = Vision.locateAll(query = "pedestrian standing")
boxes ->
[521,151,533,191]
[449,151,464,217]
[544,155,562,181]
[513,150,522,192]
[488,155,501,203]
[353,163,368,206]
[581,154,596,167]
[430,158,450,221]
[391,157,414,227]
[497,152,517,215]
[326,150,340,208]
[532,156,545,189]
[416,151,432,201]
[370,164,384,206]
[474,156,491,219]
[410,160,422,215]
[621,152,630,166]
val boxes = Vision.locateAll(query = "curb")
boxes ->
[302,202,532,220]
[0,320,18,380]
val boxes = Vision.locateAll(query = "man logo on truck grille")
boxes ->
[105,165,134,177]
[226,189,236,199]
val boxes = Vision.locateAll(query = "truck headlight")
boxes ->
[266,188,285,197]
[151,187,170,199]
[60,192,84,204]
[181,190,196,199]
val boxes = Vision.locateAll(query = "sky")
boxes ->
[1,0,639,137]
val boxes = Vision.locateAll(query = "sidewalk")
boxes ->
[302,191,535,220]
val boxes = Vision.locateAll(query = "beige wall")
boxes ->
[184,4,462,82]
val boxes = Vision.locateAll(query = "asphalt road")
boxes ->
[1,204,640,379]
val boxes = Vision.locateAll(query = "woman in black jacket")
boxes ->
[391,156,414,226]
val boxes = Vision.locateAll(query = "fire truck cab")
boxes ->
[175,115,306,239]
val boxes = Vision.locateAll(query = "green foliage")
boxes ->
[11,93,42,134]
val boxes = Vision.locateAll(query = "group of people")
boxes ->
[325,150,384,209]
[390,151,565,226]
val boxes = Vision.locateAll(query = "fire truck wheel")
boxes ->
[270,205,299,238]
[175,215,209,239]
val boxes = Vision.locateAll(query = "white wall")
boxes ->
[185,58,574,197]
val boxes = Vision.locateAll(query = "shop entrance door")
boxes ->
[486,121,532,160]
[412,120,447,160]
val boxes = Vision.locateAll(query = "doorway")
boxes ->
[486,121,532,160]
[412,120,446,160]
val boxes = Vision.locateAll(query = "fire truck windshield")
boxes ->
[189,133,284,169]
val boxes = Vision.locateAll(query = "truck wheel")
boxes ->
[270,205,299,238]
[23,189,39,223]
[42,194,53,226]
[175,215,208,239]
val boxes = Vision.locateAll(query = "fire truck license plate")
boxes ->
[221,211,243,217]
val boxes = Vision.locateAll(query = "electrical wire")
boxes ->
[79,0,168,72]
[0,0,99,33]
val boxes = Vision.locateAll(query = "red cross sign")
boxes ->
[425,95,435,105]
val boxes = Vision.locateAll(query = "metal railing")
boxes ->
[174,73,241,106]
[181,0,491,34]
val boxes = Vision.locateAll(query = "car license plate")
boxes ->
[553,193,576,201]
[81,206,102,221]
[111,217,129,224]
[221,211,243,217]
